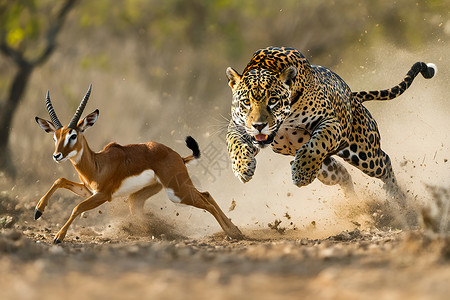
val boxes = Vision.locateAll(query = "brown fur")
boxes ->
[35,111,243,243]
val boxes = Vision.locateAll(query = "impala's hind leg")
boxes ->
[199,191,244,238]
[182,188,244,239]
[128,182,163,216]
[161,172,243,239]
[316,156,356,198]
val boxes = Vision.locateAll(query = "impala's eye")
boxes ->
[241,98,250,107]
[268,97,279,107]
[70,134,77,140]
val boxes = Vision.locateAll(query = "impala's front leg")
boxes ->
[292,119,343,187]
[226,122,259,183]
[54,192,110,244]
[35,178,92,220]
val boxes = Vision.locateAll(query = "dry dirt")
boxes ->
[1,192,449,300]
[1,44,449,300]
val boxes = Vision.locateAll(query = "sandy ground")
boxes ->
[1,45,449,300]
[1,193,449,300]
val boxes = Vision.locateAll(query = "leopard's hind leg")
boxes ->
[316,156,356,198]
[338,105,406,205]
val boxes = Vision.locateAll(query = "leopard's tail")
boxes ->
[352,62,437,103]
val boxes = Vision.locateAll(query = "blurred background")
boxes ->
[0,0,449,237]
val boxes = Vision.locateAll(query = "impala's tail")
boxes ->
[352,62,437,103]
[183,136,201,164]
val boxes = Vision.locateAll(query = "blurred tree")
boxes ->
[0,0,77,178]
[0,0,447,180]
[73,0,448,104]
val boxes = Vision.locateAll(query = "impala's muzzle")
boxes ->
[53,152,63,162]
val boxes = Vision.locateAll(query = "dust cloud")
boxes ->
[1,44,449,300]
[93,44,449,240]
[3,45,448,242]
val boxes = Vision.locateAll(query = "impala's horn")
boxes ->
[68,84,92,129]
[46,90,63,130]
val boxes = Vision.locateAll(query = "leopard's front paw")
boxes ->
[291,158,320,187]
[232,157,256,183]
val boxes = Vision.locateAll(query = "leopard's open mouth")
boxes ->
[252,132,277,147]
[255,134,268,142]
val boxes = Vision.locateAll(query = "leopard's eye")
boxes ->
[241,98,250,107]
[268,97,279,107]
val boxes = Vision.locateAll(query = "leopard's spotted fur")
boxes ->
[226,46,436,198]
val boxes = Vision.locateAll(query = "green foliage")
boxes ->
[74,0,449,56]
[80,54,110,71]
[2,0,448,63]
[58,0,449,111]
[0,0,40,49]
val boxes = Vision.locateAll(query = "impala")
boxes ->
[35,85,243,243]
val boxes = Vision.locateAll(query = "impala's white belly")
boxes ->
[154,177,183,204]
[112,170,156,198]
[165,188,182,203]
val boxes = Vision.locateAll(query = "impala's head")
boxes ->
[35,85,99,163]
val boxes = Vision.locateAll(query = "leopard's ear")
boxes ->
[280,66,297,89]
[226,67,241,90]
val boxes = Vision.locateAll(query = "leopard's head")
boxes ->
[226,66,297,148]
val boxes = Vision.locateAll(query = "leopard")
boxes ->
[225,46,436,200]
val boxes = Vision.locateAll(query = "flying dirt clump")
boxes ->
[328,228,362,241]
[228,199,236,212]
[268,219,286,234]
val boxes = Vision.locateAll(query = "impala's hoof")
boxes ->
[53,239,62,244]
[226,226,245,240]
[34,209,42,220]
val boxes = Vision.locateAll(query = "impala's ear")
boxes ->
[226,67,242,90]
[279,66,297,89]
[77,109,99,132]
[35,117,56,133]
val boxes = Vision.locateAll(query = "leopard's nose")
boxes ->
[252,123,267,132]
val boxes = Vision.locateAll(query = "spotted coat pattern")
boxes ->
[226,47,436,197]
